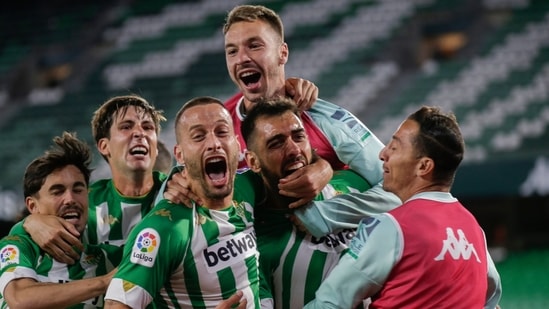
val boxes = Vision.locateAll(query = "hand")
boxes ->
[215,291,247,309]
[279,158,332,209]
[285,77,318,112]
[163,170,202,207]
[23,214,83,264]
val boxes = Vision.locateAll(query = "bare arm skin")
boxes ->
[3,269,114,309]
[23,214,84,264]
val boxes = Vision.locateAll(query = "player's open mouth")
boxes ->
[240,71,261,87]
[283,160,306,177]
[130,146,148,156]
[206,157,228,185]
[60,208,82,224]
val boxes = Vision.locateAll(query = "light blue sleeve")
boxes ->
[294,189,400,237]
[304,215,402,309]
[485,248,502,309]
[300,99,401,236]
[307,99,385,185]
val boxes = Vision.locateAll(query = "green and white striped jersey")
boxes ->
[86,171,167,248]
[0,234,116,309]
[253,170,371,309]
[105,187,262,308]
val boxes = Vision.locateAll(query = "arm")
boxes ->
[304,216,400,309]
[158,165,201,207]
[284,77,318,111]
[485,248,502,309]
[293,186,400,237]
[20,214,83,264]
[3,269,114,309]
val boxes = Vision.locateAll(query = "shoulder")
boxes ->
[88,178,112,200]
[140,201,194,233]
[224,93,243,110]
[0,235,39,267]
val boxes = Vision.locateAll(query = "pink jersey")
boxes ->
[373,198,488,308]
[224,93,346,171]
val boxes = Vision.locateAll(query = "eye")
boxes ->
[226,48,237,56]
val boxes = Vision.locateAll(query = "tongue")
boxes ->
[209,172,225,180]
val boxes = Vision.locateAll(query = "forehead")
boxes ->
[181,104,232,128]
[41,165,86,190]
[393,119,419,144]
[255,112,302,138]
[114,105,152,122]
[225,19,278,43]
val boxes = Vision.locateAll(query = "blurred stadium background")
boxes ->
[0,0,548,307]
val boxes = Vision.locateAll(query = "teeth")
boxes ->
[240,72,254,78]
[132,146,147,152]
[287,162,304,171]
[206,157,223,164]
[63,211,79,219]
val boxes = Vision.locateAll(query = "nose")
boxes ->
[206,133,222,151]
[133,126,145,138]
[236,49,251,65]
[379,145,387,162]
[285,139,301,157]
[62,190,79,205]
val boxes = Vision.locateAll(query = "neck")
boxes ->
[263,186,296,210]
[200,195,235,211]
[399,183,451,203]
[112,170,155,197]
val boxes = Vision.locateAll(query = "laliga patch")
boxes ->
[130,228,160,267]
[0,245,20,269]
[349,217,380,258]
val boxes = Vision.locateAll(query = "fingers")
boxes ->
[215,291,246,309]
[46,237,80,264]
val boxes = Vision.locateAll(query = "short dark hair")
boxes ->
[174,96,226,143]
[23,132,92,198]
[91,94,165,161]
[408,106,464,184]
[241,97,299,149]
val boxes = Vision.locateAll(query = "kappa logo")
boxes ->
[130,228,160,267]
[434,227,481,262]
[0,245,19,269]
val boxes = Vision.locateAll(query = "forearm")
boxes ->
[294,184,400,237]
[5,275,110,309]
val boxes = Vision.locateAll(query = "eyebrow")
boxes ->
[265,127,305,144]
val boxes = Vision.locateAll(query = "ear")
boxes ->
[174,144,185,166]
[417,157,435,177]
[25,196,38,214]
[97,138,110,157]
[245,151,261,173]
[279,42,289,65]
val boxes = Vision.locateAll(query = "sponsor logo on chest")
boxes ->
[203,229,257,273]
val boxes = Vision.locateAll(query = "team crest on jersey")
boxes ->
[233,201,247,220]
[105,214,119,226]
[130,228,160,267]
[0,245,20,269]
